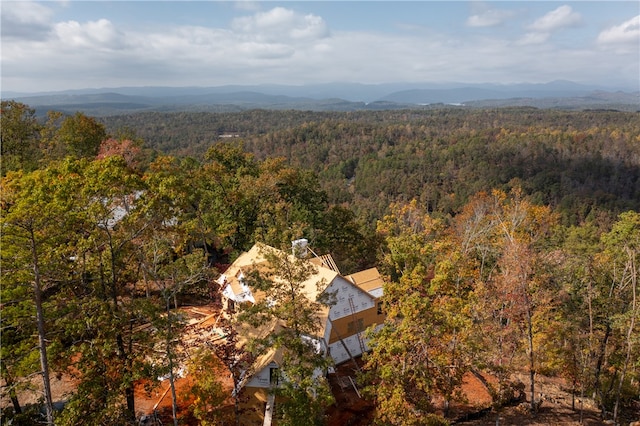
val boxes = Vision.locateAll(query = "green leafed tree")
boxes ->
[363,200,472,425]
[52,112,107,158]
[51,156,157,425]
[598,211,640,422]
[548,222,605,417]
[238,245,334,426]
[0,100,42,176]
[185,348,233,425]
[197,141,329,256]
[0,160,87,424]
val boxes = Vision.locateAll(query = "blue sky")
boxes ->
[2,1,639,93]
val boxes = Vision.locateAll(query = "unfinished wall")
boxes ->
[246,361,279,389]
[323,277,385,365]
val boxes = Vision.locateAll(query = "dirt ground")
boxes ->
[452,372,607,426]
[324,358,636,426]
[325,359,375,426]
[133,303,234,424]
[4,366,629,426]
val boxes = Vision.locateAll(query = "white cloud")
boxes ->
[54,19,125,50]
[1,4,638,93]
[232,7,294,31]
[1,1,54,40]
[236,41,295,59]
[518,5,583,46]
[517,32,551,46]
[528,5,582,33]
[467,8,515,28]
[231,7,329,42]
[597,15,640,49]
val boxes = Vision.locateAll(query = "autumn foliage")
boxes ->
[1,102,638,425]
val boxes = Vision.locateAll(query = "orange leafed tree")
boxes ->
[97,138,144,170]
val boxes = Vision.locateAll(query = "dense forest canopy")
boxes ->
[99,108,640,227]
[1,100,638,425]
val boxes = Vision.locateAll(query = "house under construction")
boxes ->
[217,241,386,424]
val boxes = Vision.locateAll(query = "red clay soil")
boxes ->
[134,376,195,418]
[324,358,496,426]
[452,372,616,426]
[134,356,236,425]
[323,359,615,426]
[325,361,375,426]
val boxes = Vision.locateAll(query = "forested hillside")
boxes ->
[101,108,640,227]
[2,101,639,425]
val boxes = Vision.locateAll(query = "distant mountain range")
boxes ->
[4,81,638,116]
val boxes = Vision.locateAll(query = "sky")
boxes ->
[2,1,639,94]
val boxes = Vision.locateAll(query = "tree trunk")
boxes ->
[30,230,54,425]
[2,368,22,414]
[593,323,611,411]
[107,233,136,421]
[528,343,536,413]
[117,332,136,420]
[9,387,22,415]
[524,293,536,414]
[234,389,241,426]
[167,298,179,426]
[579,384,585,424]
[613,251,637,423]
